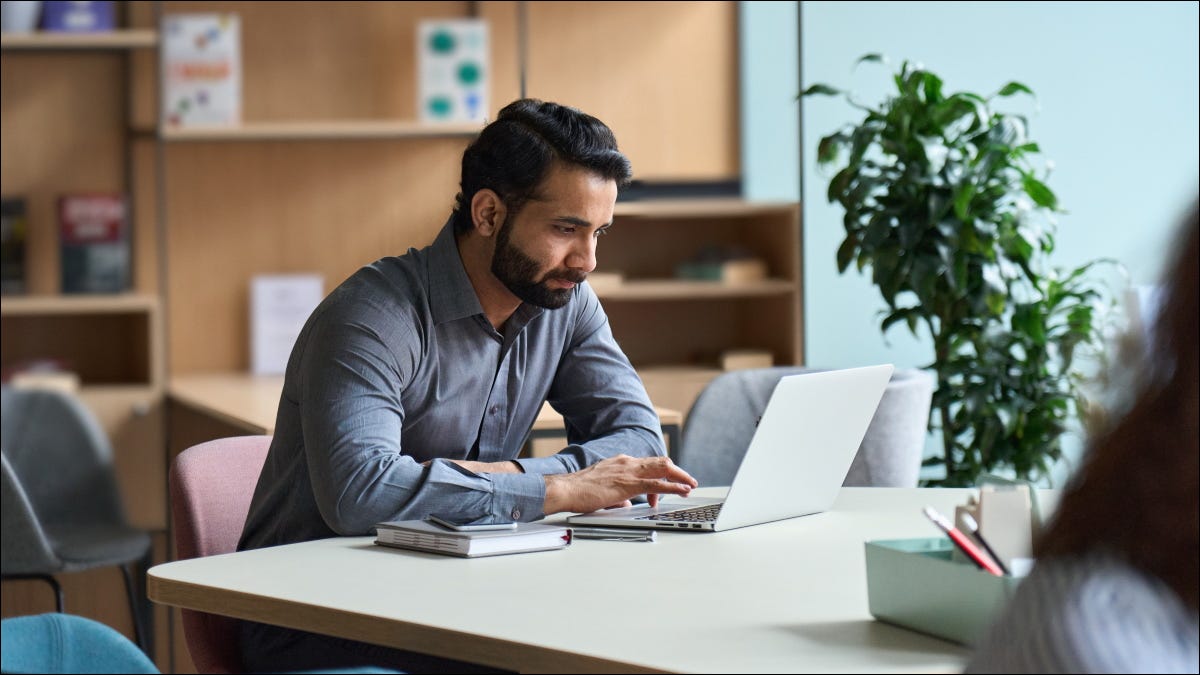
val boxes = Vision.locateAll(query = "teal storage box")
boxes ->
[865,537,1023,645]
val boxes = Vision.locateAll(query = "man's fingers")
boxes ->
[646,478,692,496]
[637,457,698,488]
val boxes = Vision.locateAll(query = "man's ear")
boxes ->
[470,189,506,238]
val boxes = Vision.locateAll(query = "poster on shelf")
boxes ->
[162,13,241,127]
[250,274,324,376]
[417,18,489,123]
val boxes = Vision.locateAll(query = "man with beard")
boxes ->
[236,99,697,673]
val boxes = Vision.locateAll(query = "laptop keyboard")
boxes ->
[639,503,723,522]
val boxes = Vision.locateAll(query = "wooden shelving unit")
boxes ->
[0,292,158,315]
[161,119,483,142]
[0,29,157,50]
[0,4,171,669]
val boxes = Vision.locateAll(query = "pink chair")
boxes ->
[169,435,271,674]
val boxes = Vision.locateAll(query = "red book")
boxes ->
[59,194,130,294]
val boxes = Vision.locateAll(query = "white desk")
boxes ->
[149,488,981,673]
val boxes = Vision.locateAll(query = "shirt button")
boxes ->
[511,508,521,520]
[490,405,500,415]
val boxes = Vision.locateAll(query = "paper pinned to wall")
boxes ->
[250,274,323,376]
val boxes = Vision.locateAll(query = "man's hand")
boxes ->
[542,454,698,515]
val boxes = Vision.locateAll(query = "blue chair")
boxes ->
[0,613,402,674]
[0,613,157,674]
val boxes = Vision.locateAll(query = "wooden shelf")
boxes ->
[614,199,798,218]
[594,279,796,301]
[0,30,158,50]
[161,120,484,142]
[0,293,158,316]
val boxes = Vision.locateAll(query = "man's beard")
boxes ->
[491,220,585,310]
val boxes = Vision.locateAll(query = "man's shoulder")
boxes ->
[320,250,433,323]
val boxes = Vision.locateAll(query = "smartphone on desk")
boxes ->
[427,515,518,532]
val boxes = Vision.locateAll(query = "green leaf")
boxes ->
[996,81,1035,98]
[836,235,857,273]
[801,83,842,98]
[1022,175,1058,210]
[856,53,887,66]
[817,134,846,165]
[953,182,976,221]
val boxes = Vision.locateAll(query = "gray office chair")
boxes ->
[676,367,934,488]
[0,386,153,656]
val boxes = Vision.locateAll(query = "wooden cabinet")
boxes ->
[598,199,803,416]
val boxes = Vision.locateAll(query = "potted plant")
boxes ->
[802,55,1118,487]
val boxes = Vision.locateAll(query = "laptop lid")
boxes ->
[566,364,894,532]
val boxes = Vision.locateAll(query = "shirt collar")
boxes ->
[427,217,548,328]
[428,218,486,325]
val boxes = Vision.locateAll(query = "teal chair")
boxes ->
[1,613,402,674]
[1,613,157,674]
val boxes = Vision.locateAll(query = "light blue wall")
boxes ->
[798,1,1198,375]
[740,1,800,202]
[743,1,1199,481]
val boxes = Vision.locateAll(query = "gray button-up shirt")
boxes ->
[239,221,665,550]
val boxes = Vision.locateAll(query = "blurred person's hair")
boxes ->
[1036,199,1199,611]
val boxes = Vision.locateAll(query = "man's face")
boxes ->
[491,164,617,309]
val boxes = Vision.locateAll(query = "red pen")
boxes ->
[923,506,1005,576]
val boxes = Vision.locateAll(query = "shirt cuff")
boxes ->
[513,454,576,475]
[489,472,547,522]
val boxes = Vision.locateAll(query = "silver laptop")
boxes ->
[567,364,894,532]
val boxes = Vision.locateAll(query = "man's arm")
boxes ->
[455,456,697,513]
[515,284,667,477]
[297,309,546,532]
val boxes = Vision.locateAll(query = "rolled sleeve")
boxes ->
[514,454,576,475]
[486,472,548,522]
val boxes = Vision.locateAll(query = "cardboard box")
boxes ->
[865,537,1022,645]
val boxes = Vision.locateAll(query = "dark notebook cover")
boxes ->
[1,197,27,294]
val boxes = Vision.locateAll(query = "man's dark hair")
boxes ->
[452,99,633,235]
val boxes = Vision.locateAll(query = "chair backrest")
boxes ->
[169,435,271,674]
[0,612,159,674]
[1,386,125,529]
[677,367,933,488]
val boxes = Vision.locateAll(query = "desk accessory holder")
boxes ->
[864,537,1023,645]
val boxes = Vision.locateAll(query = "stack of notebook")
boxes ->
[374,520,571,558]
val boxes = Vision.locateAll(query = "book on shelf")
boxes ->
[676,246,769,284]
[59,193,130,294]
[1,197,27,294]
[375,519,572,558]
[40,1,115,32]
[162,13,241,128]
